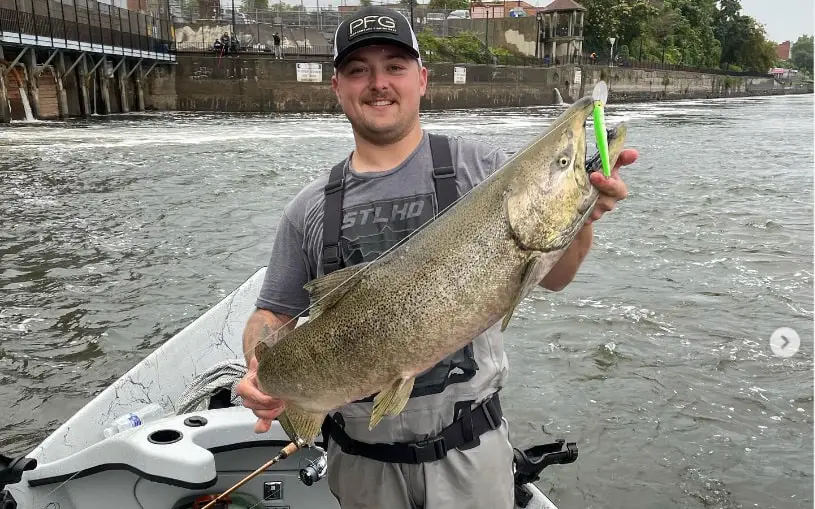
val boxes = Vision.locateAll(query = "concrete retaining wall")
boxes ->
[577,66,792,102]
[162,55,810,114]
[170,55,581,112]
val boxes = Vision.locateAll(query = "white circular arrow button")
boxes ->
[770,327,800,358]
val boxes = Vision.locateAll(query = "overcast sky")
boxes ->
[740,0,813,43]
[251,0,813,43]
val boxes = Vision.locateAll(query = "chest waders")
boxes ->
[318,134,504,464]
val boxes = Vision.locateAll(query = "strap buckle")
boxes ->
[408,435,448,463]
[324,177,344,194]
[480,394,501,431]
[433,166,455,179]
[322,245,341,269]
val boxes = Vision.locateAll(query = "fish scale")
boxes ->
[256,95,629,445]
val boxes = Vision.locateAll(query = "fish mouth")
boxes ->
[547,101,628,249]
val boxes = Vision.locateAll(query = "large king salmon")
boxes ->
[255,94,629,445]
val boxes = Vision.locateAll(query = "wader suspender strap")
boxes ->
[321,161,346,275]
[321,135,456,276]
[428,133,457,215]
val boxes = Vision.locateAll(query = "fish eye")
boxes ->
[559,156,570,167]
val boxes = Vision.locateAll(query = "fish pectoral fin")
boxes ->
[369,376,415,430]
[304,263,368,320]
[502,254,555,332]
[277,405,326,446]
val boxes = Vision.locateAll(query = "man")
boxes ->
[220,32,230,55]
[273,32,282,60]
[236,6,637,509]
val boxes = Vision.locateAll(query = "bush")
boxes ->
[418,29,490,64]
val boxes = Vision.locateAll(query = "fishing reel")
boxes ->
[298,445,327,486]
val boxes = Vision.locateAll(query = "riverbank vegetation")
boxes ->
[579,0,786,72]
[418,0,808,74]
[417,30,525,65]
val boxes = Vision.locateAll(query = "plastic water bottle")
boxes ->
[103,403,166,438]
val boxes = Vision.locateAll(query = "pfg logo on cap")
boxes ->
[348,15,398,39]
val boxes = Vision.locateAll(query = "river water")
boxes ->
[1,95,812,508]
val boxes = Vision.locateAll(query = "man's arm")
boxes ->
[242,308,296,364]
[237,308,296,433]
[540,223,593,292]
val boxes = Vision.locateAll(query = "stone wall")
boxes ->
[144,55,811,114]
[145,65,178,110]
[170,55,579,113]
[444,16,539,56]
[577,66,787,102]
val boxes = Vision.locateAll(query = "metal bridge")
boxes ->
[1,0,175,121]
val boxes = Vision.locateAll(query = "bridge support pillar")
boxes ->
[24,49,41,119]
[56,52,70,119]
[0,44,6,123]
[118,60,129,113]
[99,57,111,114]
[78,56,91,118]
[135,73,145,112]
[0,70,10,124]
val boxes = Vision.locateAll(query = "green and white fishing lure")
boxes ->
[591,81,611,178]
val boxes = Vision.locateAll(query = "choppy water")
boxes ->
[1,95,813,509]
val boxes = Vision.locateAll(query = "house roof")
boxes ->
[471,1,535,7]
[541,0,586,12]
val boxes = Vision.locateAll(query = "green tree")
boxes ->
[711,0,776,70]
[790,35,814,74]
[580,0,658,57]
[577,0,775,70]
[665,0,720,67]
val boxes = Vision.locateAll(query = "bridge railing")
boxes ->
[0,0,173,54]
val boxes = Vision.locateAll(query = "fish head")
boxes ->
[505,96,627,253]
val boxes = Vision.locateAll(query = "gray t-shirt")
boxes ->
[256,131,512,442]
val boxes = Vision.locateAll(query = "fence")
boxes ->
[168,4,775,79]
[169,40,776,80]
[172,41,331,57]
[175,4,342,28]
[0,0,173,53]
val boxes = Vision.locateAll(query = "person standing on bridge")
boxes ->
[236,6,637,509]
[273,32,282,59]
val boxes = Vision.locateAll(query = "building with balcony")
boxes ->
[536,0,584,64]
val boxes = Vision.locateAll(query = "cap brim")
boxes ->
[334,35,420,68]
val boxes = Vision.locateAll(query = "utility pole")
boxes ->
[231,0,236,36]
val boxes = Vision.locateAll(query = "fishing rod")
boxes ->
[199,440,303,509]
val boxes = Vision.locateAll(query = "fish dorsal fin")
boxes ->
[304,263,367,320]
